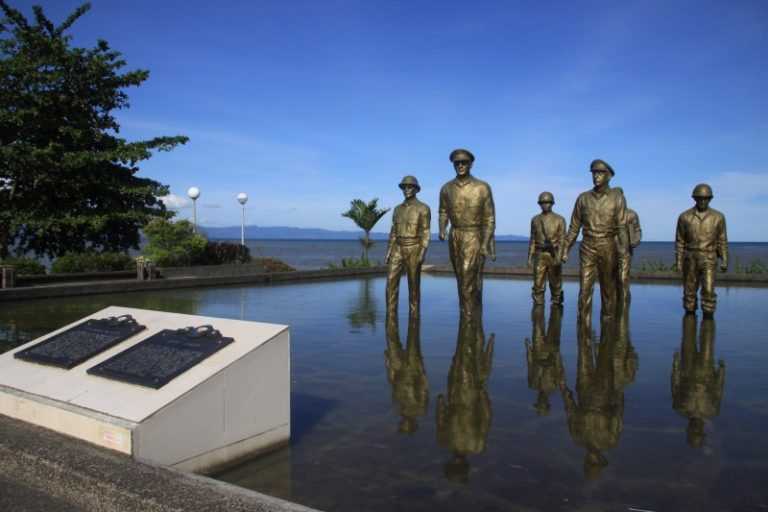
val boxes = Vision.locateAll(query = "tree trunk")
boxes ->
[363,230,370,262]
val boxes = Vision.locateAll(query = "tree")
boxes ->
[0,2,188,258]
[341,198,389,262]
[142,218,206,267]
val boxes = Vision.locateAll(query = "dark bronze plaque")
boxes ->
[14,315,146,369]
[87,325,234,389]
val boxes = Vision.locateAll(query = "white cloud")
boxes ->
[158,194,191,210]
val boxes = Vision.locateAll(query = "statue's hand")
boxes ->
[439,231,446,241]
[384,252,391,265]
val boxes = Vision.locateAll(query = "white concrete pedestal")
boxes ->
[0,306,290,473]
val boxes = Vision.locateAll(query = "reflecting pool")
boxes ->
[1,276,767,511]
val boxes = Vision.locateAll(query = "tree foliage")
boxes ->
[0,1,188,258]
[341,198,389,261]
[141,219,207,268]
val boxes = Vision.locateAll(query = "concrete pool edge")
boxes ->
[0,414,322,512]
[1,265,765,302]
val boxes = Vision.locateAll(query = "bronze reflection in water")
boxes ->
[562,159,630,323]
[675,184,728,316]
[671,314,726,448]
[524,304,565,415]
[561,306,637,480]
[439,149,496,317]
[384,313,429,434]
[436,307,495,482]
[527,191,566,306]
[385,176,431,317]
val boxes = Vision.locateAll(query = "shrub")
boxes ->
[259,258,295,272]
[0,256,46,275]
[328,257,379,269]
[196,242,251,265]
[142,219,207,267]
[51,252,134,273]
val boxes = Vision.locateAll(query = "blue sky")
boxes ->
[11,0,768,240]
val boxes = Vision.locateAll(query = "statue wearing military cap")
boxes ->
[385,175,431,317]
[528,191,566,306]
[562,159,630,323]
[439,148,496,317]
[675,183,728,316]
[449,149,475,163]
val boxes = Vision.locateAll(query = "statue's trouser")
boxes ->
[578,237,619,323]
[532,251,563,305]
[449,227,485,317]
[683,251,717,313]
[617,249,632,305]
[386,242,423,316]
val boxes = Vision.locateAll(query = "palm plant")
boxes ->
[341,198,390,262]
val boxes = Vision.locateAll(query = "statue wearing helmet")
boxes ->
[385,175,431,316]
[562,159,631,323]
[527,192,566,305]
[675,183,728,315]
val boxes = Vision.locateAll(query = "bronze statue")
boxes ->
[439,149,496,317]
[675,184,728,316]
[385,176,431,316]
[527,191,566,306]
[436,307,494,482]
[524,304,564,415]
[384,313,429,434]
[561,310,636,480]
[671,314,725,448]
[562,159,629,323]
[617,207,642,304]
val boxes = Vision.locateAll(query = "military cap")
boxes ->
[691,183,713,198]
[537,191,555,204]
[589,159,615,176]
[449,148,475,163]
[399,175,421,192]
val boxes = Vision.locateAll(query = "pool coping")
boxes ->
[0,413,321,512]
[1,264,765,302]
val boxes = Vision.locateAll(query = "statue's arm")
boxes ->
[527,218,536,267]
[718,214,728,270]
[385,209,397,263]
[483,185,496,260]
[675,216,685,271]
[438,187,448,240]
[562,196,582,260]
[419,207,431,262]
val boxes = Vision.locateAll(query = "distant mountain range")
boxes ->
[200,225,527,241]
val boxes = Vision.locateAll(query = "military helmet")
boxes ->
[537,191,555,204]
[399,175,421,191]
[589,159,615,176]
[691,183,713,198]
[449,148,475,163]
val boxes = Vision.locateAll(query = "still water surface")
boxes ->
[1,276,767,511]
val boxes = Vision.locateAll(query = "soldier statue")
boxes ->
[385,176,431,316]
[675,184,728,316]
[527,191,566,306]
[617,207,642,304]
[439,149,496,317]
[562,159,630,322]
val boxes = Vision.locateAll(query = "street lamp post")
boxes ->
[237,193,248,246]
[187,187,200,233]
